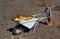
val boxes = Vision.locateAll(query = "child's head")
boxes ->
[45,3,50,7]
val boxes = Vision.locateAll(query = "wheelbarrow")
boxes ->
[12,17,48,35]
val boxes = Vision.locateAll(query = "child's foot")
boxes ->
[50,23,52,26]
[48,23,52,26]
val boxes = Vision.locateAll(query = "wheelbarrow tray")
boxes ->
[19,18,39,29]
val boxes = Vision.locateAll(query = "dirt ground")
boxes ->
[0,0,60,39]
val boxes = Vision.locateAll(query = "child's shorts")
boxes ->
[46,13,51,22]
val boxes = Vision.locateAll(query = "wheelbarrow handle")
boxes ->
[32,14,41,17]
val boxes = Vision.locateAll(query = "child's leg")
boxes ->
[47,17,52,26]
[50,18,52,25]
[47,18,50,22]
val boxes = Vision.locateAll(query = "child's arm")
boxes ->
[50,13,52,18]
[50,8,52,18]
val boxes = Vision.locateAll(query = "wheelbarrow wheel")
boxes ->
[12,28,23,35]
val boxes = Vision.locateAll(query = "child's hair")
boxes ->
[45,3,50,7]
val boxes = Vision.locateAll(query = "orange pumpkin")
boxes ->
[25,17,29,21]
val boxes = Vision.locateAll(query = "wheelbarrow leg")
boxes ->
[33,21,39,33]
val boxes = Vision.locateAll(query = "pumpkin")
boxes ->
[15,18,20,21]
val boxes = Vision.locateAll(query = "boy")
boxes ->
[44,3,52,26]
